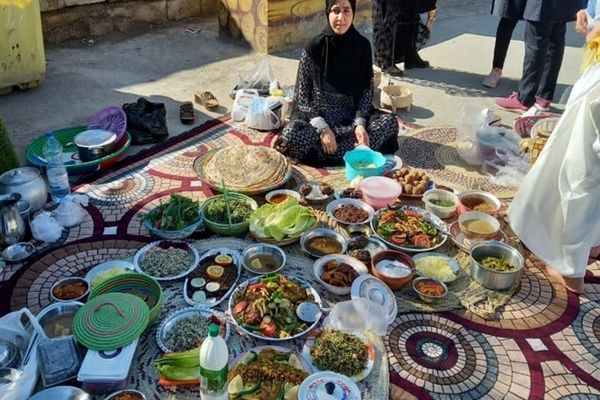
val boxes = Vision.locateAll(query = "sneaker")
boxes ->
[495,92,528,113]
[482,68,502,88]
[535,96,551,112]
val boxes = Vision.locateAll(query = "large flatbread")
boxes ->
[203,145,288,190]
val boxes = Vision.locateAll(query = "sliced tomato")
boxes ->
[260,320,277,337]
[233,301,248,315]
[413,234,432,248]
[390,234,407,245]
[404,210,419,218]
[380,211,395,223]
[247,283,265,292]
[154,220,162,229]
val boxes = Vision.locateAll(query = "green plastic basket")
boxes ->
[26,126,132,175]
[89,272,163,324]
[201,193,258,236]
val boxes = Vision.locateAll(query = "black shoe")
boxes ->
[383,65,404,77]
[180,101,194,124]
[405,52,430,69]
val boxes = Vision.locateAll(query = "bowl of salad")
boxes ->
[201,193,257,236]
[229,274,322,341]
[144,194,203,240]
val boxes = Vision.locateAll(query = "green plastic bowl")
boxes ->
[88,272,163,324]
[201,193,258,236]
[26,126,132,175]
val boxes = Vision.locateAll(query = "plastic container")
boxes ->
[37,336,81,387]
[77,338,138,395]
[43,132,71,203]
[199,324,228,400]
[343,148,386,182]
[0,0,45,94]
[359,176,402,209]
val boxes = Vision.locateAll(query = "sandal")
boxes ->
[194,91,219,111]
[180,101,195,124]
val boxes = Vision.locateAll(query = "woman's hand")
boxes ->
[587,24,600,44]
[576,9,589,34]
[355,125,370,147]
[320,128,337,155]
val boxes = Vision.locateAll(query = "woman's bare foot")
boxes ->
[544,265,585,294]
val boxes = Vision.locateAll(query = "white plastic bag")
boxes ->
[323,298,389,336]
[231,89,259,122]
[0,309,44,400]
[456,106,500,166]
[244,96,284,131]
[31,212,63,243]
[230,59,277,98]
[54,194,88,228]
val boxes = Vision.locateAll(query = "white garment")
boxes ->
[507,64,600,278]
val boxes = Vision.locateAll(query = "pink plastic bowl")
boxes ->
[359,176,402,209]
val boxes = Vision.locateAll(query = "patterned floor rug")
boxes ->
[2,117,600,399]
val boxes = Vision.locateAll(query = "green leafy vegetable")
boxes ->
[154,347,201,381]
[146,194,200,231]
[204,197,253,224]
[249,198,315,241]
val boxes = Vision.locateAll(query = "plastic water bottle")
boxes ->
[199,324,229,400]
[43,131,70,203]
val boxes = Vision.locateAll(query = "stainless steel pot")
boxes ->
[73,129,117,162]
[470,241,524,290]
[0,167,48,212]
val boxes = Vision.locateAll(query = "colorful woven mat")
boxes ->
[396,125,518,198]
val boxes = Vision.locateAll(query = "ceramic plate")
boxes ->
[302,328,376,382]
[298,371,361,400]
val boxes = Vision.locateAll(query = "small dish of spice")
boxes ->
[412,277,448,303]
[265,189,301,205]
[50,277,89,302]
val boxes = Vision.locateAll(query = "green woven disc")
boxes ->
[73,292,149,350]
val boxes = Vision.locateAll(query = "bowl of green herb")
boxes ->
[144,194,203,240]
[423,189,459,219]
[202,192,258,236]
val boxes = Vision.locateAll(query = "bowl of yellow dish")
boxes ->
[412,252,460,283]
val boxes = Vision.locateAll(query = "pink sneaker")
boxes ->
[535,96,551,112]
[482,68,502,88]
[495,92,528,113]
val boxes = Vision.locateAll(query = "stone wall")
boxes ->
[40,0,218,43]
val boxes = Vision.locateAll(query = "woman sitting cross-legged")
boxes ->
[274,0,399,166]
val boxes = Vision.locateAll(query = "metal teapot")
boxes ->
[0,193,25,246]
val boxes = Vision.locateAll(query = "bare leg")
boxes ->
[544,265,585,294]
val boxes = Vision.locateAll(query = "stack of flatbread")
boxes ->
[198,145,291,194]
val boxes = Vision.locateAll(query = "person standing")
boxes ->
[373,0,432,76]
[482,0,527,89]
[507,7,600,293]
[495,0,586,112]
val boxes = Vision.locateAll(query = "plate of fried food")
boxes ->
[313,254,368,295]
[385,167,433,198]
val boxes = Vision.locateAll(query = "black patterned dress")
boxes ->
[274,51,399,166]
[372,0,419,69]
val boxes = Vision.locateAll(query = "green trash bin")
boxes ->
[0,0,46,95]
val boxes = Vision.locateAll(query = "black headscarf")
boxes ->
[305,0,373,98]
